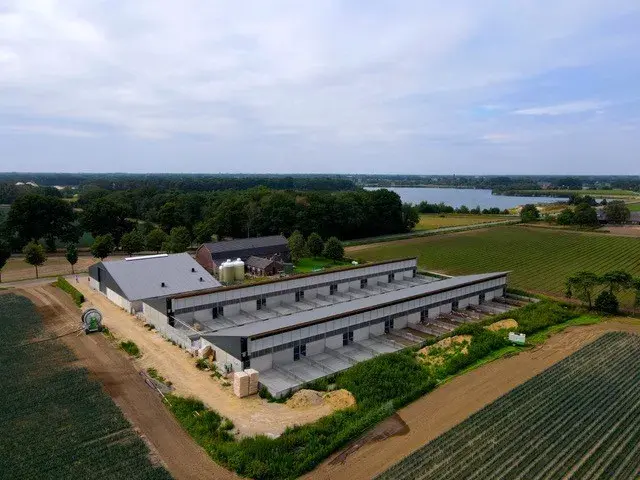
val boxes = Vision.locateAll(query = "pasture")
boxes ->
[378,332,640,480]
[349,226,640,307]
[0,294,171,479]
[509,189,639,198]
[415,214,513,231]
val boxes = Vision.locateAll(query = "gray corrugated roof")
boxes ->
[245,256,275,269]
[98,253,221,301]
[203,235,287,255]
[201,272,508,339]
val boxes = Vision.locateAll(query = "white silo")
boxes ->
[233,258,245,281]
[219,259,232,283]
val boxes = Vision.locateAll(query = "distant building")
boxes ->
[195,235,290,275]
[597,210,640,225]
[245,256,279,276]
[88,253,220,313]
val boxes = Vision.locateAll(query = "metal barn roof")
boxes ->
[245,256,276,269]
[201,271,508,340]
[203,235,288,256]
[93,253,221,301]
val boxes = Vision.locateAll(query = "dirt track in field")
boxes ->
[308,318,640,480]
[18,285,237,480]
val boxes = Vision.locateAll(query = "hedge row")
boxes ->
[54,277,85,307]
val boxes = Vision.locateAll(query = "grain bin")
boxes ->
[219,259,233,283]
[232,258,245,281]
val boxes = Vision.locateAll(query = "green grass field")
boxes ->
[293,257,351,273]
[510,189,639,197]
[350,226,640,306]
[415,214,513,231]
[0,294,171,479]
[627,203,640,212]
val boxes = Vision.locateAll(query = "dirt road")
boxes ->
[19,285,237,480]
[74,279,337,437]
[308,318,640,480]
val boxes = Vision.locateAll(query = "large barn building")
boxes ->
[195,235,290,275]
[142,258,508,397]
[88,253,220,313]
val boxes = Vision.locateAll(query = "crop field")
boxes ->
[508,189,639,198]
[378,332,640,480]
[0,294,172,479]
[415,214,513,231]
[350,226,640,306]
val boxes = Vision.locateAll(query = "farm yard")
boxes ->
[414,214,514,230]
[0,294,172,479]
[349,226,640,307]
[377,332,640,480]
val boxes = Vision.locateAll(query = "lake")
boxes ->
[364,187,566,209]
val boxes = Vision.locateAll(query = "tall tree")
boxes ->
[120,230,145,255]
[556,208,575,225]
[573,203,598,227]
[65,243,78,274]
[604,201,631,224]
[323,237,344,261]
[401,203,420,232]
[146,228,168,253]
[163,226,191,253]
[7,193,76,248]
[288,230,306,262]
[633,278,640,313]
[594,290,619,314]
[81,197,132,243]
[91,234,115,260]
[306,232,324,258]
[519,204,540,223]
[600,270,633,294]
[0,239,11,283]
[565,271,601,309]
[23,241,46,279]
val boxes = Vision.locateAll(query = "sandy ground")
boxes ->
[18,285,236,480]
[601,225,640,237]
[1,254,124,282]
[74,278,336,437]
[308,317,640,480]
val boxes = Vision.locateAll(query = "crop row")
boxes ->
[377,333,640,480]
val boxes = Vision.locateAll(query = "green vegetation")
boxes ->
[147,367,171,386]
[519,204,540,222]
[91,233,115,260]
[22,241,46,278]
[120,340,141,358]
[627,203,640,212]
[504,188,639,197]
[351,226,640,308]
[322,236,345,261]
[378,332,640,480]
[0,294,171,479]
[167,300,582,480]
[0,238,10,283]
[415,214,513,231]
[294,257,351,273]
[54,276,85,307]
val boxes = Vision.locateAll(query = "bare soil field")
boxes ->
[1,254,125,282]
[308,317,640,480]
[18,284,235,480]
[74,278,339,437]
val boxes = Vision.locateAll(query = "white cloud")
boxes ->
[513,100,610,116]
[0,125,97,137]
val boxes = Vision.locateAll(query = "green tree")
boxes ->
[81,197,132,243]
[594,290,619,314]
[565,271,601,309]
[573,203,598,227]
[604,200,630,224]
[556,208,575,226]
[306,232,324,258]
[120,230,145,255]
[323,236,344,261]
[632,278,640,313]
[163,226,191,253]
[23,241,47,279]
[65,243,78,274]
[288,230,306,262]
[401,203,420,232]
[600,270,633,294]
[146,228,168,253]
[91,234,115,260]
[520,204,540,223]
[0,239,11,283]
[193,220,216,244]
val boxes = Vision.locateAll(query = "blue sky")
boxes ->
[0,0,639,174]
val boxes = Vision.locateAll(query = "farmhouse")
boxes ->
[195,235,290,275]
[88,253,220,313]
[245,255,279,276]
[597,210,640,224]
[142,258,508,397]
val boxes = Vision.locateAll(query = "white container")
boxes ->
[509,332,526,345]
[219,259,233,283]
[232,258,245,282]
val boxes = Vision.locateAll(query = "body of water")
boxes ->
[365,187,566,209]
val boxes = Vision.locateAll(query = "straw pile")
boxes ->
[244,368,259,395]
[233,371,250,398]
[323,389,356,409]
[286,389,324,408]
[485,319,518,332]
[285,389,357,410]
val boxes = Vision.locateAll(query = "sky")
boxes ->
[1,0,639,175]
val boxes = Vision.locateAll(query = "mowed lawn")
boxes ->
[349,226,640,306]
[415,214,514,230]
[627,203,640,212]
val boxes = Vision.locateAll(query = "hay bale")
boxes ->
[244,368,259,395]
[233,371,250,398]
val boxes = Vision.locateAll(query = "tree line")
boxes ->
[565,270,640,313]
[416,201,510,215]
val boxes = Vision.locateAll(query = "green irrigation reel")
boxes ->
[81,308,103,334]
